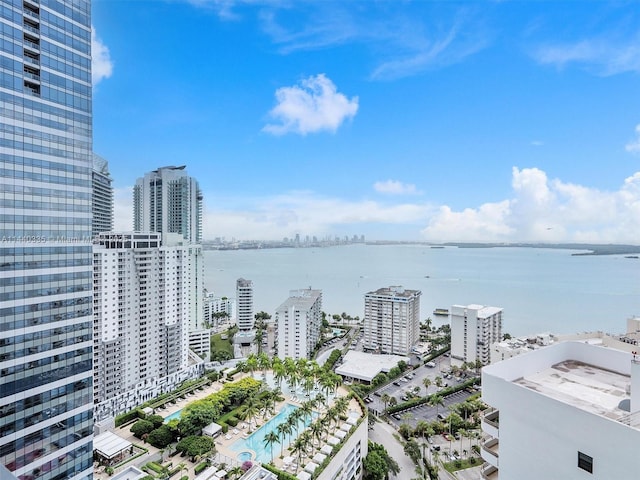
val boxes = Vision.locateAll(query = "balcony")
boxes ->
[24,38,39,52]
[23,23,39,35]
[481,463,499,480]
[23,8,39,20]
[482,408,499,438]
[481,437,499,467]
[23,54,39,66]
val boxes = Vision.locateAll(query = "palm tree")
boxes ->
[414,420,429,439]
[288,408,303,437]
[310,418,324,448]
[300,400,314,424]
[434,376,443,389]
[257,352,271,377]
[276,423,289,457]
[227,466,243,480]
[422,378,432,395]
[246,354,258,378]
[272,358,286,388]
[381,393,391,411]
[263,431,279,464]
[241,396,260,429]
[429,395,444,418]
[289,434,309,472]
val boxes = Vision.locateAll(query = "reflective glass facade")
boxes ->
[0,0,93,479]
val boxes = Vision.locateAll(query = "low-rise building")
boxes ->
[335,351,410,384]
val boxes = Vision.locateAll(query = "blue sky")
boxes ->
[92,1,640,243]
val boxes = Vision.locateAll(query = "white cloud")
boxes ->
[533,36,640,76]
[373,180,421,195]
[114,169,640,244]
[263,74,358,135]
[626,124,640,154]
[421,167,640,243]
[91,27,113,86]
[202,191,433,240]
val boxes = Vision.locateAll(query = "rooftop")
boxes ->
[335,351,410,382]
[514,359,630,421]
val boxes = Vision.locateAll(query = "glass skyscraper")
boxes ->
[0,1,94,479]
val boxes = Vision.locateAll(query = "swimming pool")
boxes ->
[163,409,183,422]
[229,403,317,464]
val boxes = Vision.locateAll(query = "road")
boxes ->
[368,420,416,480]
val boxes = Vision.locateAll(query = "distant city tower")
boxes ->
[133,165,203,243]
[92,153,114,237]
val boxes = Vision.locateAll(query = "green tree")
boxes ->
[364,442,400,480]
[381,393,391,411]
[398,423,413,440]
[404,439,421,465]
[263,431,279,464]
[147,425,175,449]
[422,378,432,395]
[176,436,215,461]
[130,419,154,439]
[363,451,387,480]
[146,414,165,429]
[178,404,219,437]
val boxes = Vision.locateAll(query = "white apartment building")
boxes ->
[363,286,421,356]
[450,304,502,367]
[275,288,322,360]
[203,290,235,330]
[481,341,640,480]
[236,278,254,331]
[93,232,203,420]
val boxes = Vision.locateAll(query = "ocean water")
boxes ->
[203,244,640,336]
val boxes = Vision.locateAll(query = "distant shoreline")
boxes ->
[203,240,640,256]
[441,243,640,256]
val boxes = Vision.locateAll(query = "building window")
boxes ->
[578,452,593,473]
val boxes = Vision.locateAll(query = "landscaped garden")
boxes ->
[115,352,362,479]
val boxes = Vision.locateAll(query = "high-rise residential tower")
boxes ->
[363,286,421,356]
[93,232,203,420]
[236,278,254,332]
[133,166,203,244]
[92,153,114,237]
[450,304,503,366]
[275,288,322,360]
[0,1,94,479]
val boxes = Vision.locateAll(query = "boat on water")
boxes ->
[433,308,449,316]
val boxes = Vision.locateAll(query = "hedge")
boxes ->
[145,462,165,475]
[422,345,451,364]
[194,461,210,475]
[115,409,144,428]
[261,463,297,480]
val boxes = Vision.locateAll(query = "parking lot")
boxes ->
[365,353,478,428]
[386,388,476,429]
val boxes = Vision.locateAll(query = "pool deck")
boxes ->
[98,373,360,479]
[213,384,360,475]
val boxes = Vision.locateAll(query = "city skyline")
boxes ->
[92,1,640,243]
